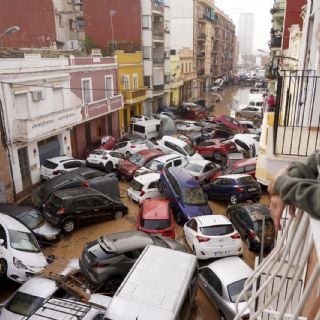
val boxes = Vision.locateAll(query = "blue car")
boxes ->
[158,167,212,224]
[203,174,261,205]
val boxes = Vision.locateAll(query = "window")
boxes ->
[149,181,158,189]
[122,75,130,90]
[63,161,83,169]
[0,225,7,247]
[133,74,138,90]
[91,196,109,207]
[105,76,113,98]
[144,76,151,88]
[142,15,150,29]
[187,219,197,231]
[82,79,92,104]
[143,47,151,59]
[173,159,182,166]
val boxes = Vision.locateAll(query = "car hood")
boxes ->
[33,221,62,241]
[190,152,204,160]
[182,203,212,219]
[0,308,26,320]
[11,249,48,272]
[135,167,153,176]
[120,161,138,172]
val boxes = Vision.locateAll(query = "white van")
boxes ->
[131,119,161,139]
[104,245,198,320]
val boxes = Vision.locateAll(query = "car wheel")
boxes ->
[114,210,123,219]
[245,237,252,250]
[62,219,75,234]
[0,259,7,278]
[175,210,183,225]
[103,276,123,294]
[213,151,223,161]
[230,194,238,205]
[105,162,113,173]
[125,151,131,158]
[219,311,227,320]
[158,181,164,193]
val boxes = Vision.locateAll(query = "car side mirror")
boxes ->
[0,239,4,246]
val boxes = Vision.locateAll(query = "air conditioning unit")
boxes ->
[31,91,43,101]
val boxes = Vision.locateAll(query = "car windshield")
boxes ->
[5,292,45,316]
[9,229,41,252]
[141,218,171,230]
[184,163,202,173]
[43,160,58,169]
[182,187,207,205]
[91,150,105,155]
[228,278,251,303]
[200,224,234,236]
[129,153,147,166]
[145,159,162,171]
[184,144,195,156]
[252,218,274,233]
[130,179,143,191]
[18,211,44,229]
[238,176,256,184]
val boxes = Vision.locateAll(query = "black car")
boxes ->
[43,187,128,233]
[31,167,119,209]
[227,203,275,251]
[202,174,261,204]
[0,203,62,245]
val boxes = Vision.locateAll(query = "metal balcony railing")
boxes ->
[234,208,320,320]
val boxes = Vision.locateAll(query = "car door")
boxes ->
[184,219,198,248]
[89,195,113,222]
[63,160,84,173]
[206,178,223,200]
[147,180,160,198]
[71,197,96,225]
[113,142,127,154]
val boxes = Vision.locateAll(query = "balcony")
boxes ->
[197,52,205,59]
[234,209,320,319]
[123,88,146,105]
[153,84,164,91]
[152,23,164,41]
[197,68,205,76]
[152,0,164,14]
[270,35,282,48]
[198,33,206,41]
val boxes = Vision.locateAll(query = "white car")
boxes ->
[198,256,252,319]
[184,159,220,184]
[183,215,243,260]
[86,150,125,173]
[230,133,260,157]
[127,173,163,204]
[130,115,150,123]
[0,277,59,319]
[0,213,48,283]
[40,156,84,180]
[134,154,187,177]
[112,139,154,157]
[156,136,203,160]
[239,120,261,135]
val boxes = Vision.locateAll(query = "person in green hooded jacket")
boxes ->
[268,150,320,230]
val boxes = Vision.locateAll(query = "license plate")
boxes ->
[214,251,231,257]
[248,188,256,192]
[91,159,98,163]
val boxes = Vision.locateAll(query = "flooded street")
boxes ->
[0,85,270,320]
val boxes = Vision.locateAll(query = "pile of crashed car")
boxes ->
[0,98,275,320]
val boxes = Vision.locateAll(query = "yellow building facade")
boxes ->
[169,53,183,106]
[116,50,146,134]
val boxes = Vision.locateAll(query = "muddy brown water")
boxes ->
[0,86,269,320]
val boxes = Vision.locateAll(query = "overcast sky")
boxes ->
[215,0,274,52]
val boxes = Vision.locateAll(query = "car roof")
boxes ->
[133,119,160,125]
[206,257,253,286]
[237,204,271,220]
[136,149,163,157]
[186,159,212,166]
[152,154,183,163]
[168,167,198,187]
[134,173,160,184]
[53,187,103,198]
[17,277,58,297]
[45,156,73,164]
[218,174,252,179]
[0,213,32,232]
[194,215,231,227]
[161,135,187,147]
[232,157,257,168]
[141,199,170,219]
[101,231,153,253]
[0,203,39,216]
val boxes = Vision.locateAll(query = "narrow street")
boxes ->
[0,86,270,319]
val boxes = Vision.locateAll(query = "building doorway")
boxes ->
[18,147,32,190]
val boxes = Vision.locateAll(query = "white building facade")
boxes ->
[238,12,254,57]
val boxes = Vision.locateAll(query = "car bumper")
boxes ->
[195,243,243,260]
[44,213,61,227]
[238,191,261,201]
[7,263,45,283]
[127,190,141,204]
[86,161,105,170]
[79,257,100,286]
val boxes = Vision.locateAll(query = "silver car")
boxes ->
[198,256,252,320]
[79,231,186,293]
[236,106,263,120]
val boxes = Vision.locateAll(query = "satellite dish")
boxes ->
[63,40,82,51]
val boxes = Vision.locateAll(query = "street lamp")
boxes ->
[0,26,20,38]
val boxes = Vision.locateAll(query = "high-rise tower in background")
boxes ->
[238,12,254,57]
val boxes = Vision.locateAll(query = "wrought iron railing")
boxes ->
[273,70,320,156]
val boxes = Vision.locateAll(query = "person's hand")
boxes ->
[268,165,289,196]
[269,194,296,231]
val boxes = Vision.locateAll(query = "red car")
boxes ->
[176,103,208,120]
[137,199,175,239]
[82,136,116,159]
[224,157,257,178]
[195,138,238,161]
[215,115,247,133]
[119,149,164,180]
